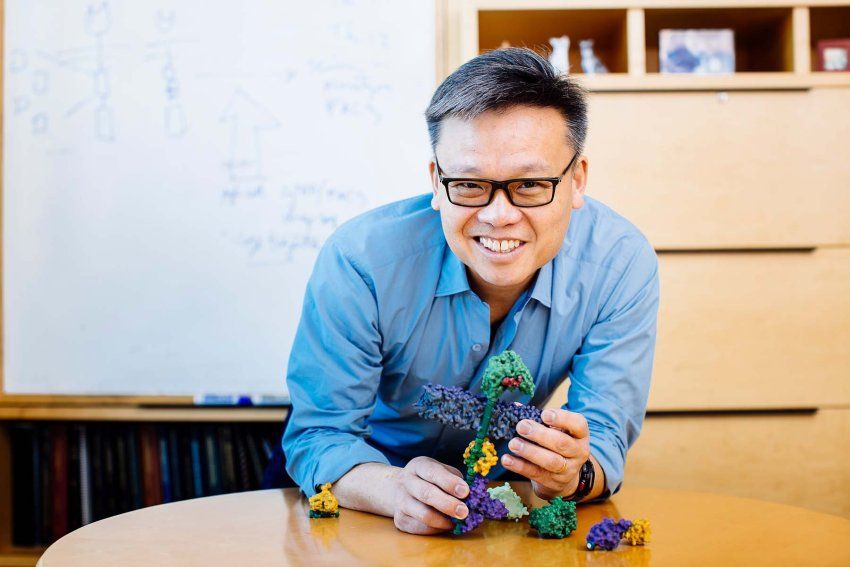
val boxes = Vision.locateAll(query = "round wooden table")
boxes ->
[38,482,850,566]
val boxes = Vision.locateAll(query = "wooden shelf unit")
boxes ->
[450,1,850,91]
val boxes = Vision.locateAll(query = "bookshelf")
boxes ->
[0,407,288,566]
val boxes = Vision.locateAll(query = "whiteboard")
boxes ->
[3,0,435,396]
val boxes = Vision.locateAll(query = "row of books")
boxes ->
[10,421,283,547]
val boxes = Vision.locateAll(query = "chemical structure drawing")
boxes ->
[145,8,189,139]
[30,1,117,142]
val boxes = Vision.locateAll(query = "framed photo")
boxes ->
[659,29,735,75]
[817,39,850,72]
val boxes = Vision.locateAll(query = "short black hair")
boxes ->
[425,47,588,155]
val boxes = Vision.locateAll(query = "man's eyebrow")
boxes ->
[450,162,554,177]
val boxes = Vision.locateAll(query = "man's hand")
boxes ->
[501,408,591,500]
[391,456,470,534]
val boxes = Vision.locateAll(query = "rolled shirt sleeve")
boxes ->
[282,240,390,496]
[566,236,660,496]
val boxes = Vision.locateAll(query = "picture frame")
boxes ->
[659,29,735,75]
[817,39,850,72]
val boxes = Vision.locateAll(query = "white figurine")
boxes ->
[579,39,608,74]
[548,36,570,75]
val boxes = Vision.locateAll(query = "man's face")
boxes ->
[430,105,588,296]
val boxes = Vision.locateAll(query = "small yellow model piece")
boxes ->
[622,518,651,545]
[463,438,498,476]
[309,483,340,518]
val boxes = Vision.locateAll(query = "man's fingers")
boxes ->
[395,512,446,535]
[540,409,589,438]
[500,452,548,484]
[516,420,585,458]
[405,475,468,520]
[440,462,464,479]
[411,457,469,499]
[399,498,454,531]
[508,436,575,475]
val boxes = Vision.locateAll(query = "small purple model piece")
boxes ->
[456,474,509,534]
[586,518,633,551]
[470,475,509,520]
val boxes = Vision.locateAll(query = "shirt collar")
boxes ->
[435,245,471,297]
[435,243,554,308]
[528,259,553,308]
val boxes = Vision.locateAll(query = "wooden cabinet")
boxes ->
[586,88,850,248]
[652,248,850,410]
[474,1,850,518]
[626,409,850,518]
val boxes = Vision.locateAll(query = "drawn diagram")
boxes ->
[145,8,189,138]
[83,1,115,141]
[22,1,117,142]
[219,88,280,190]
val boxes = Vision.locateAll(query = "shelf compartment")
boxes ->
[478,9,629,74]
[809,6,850,72]
[645,8,795,73]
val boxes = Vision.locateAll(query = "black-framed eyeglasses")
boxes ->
[434,151,579,208]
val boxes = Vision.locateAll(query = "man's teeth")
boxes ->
[480,237,522,253]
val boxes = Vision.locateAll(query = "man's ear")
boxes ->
[429,160,441,211]
[571,155,588,210]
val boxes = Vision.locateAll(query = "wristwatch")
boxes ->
[564,458,595,502]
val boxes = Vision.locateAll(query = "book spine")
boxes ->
[204,427,221,496]
[50,424,69,542]
[245,431,264,490]
[10,424,36,546]
[234,427,251,492]
[140,425,162,507]
[219,426,237,494]
[103,427,117,517]
[179,426,195,499]
[91,426,104,521]
[159,427,172,503]
[79,425,93,526]
[127,426,142,510]
[190,427,204,498]
[115,426,130,514]
[168,427,183,502]
[67,426,82,533]
[32,429,44,545]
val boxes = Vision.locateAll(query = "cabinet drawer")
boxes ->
[625,409,850,518]
[650,248,850,410]
[586,88,850,248]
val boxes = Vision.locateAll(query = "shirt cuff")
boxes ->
[588,427,625,497]
[294,437,391,497]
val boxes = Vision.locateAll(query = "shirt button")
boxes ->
[472,343,482,352]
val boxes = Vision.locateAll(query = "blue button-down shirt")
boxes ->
[283,194,659,497]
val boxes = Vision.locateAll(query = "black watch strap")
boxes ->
[564,458,595,502]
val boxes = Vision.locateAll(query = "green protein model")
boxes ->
[529,497,578,538]
[463,350,535,481]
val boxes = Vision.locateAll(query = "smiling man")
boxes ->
[282,48,659,535]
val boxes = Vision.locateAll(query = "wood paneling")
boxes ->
[586,87,850,248]
[626,409,850,518]
[651,248,850,410]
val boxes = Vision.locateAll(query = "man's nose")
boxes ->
[476,188,522,226]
